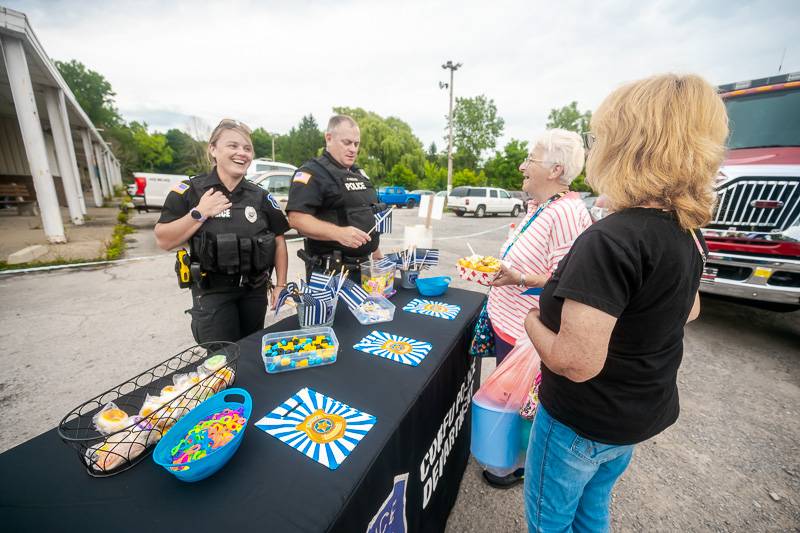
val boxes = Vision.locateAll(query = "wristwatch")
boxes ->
[189,208,206,223]
[518,272,526,287]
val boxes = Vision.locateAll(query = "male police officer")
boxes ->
[286,115,384,279]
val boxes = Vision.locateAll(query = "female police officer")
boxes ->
[154,119,289,343]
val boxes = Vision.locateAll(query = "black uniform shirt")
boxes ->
[285,150,362,216]
[537,208,706,445]
[158,167,290,235]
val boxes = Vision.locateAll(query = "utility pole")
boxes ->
[441,60,461,193]
[271,136,275,161]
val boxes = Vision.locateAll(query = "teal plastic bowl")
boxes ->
[415,276,451,297]
[153,388,251,482]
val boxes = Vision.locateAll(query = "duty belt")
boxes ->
[298,249,368,272]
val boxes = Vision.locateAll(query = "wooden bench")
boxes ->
[0,183,38,215]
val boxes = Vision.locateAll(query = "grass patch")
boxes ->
[105,223,135,260]
[0,257,95,271]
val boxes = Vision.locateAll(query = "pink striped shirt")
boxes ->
[486,192,592,341]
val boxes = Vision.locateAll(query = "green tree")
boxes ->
[164,128,207,175]
[419,160,447,190]
[280,115,324,166]
[451,95,505,170]
[386,163,418,189]
[129,122,173,171]
[426,142,439,163]
[545,101,592,134]
[55,59,122,128]
[333,107,426,180]
[545,102,593,192]
[452,168,487,187]
[483,139,528,190]
[250,127,275,160]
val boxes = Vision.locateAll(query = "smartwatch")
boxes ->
[189,208,206,222]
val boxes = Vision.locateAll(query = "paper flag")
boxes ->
[255,387,376,470]
[402,298,461,320]
[353,330,432,367]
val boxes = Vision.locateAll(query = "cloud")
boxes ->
[7,0,800,153]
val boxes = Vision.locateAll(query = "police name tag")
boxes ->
[245,205,258,223]
[345,182,367,191]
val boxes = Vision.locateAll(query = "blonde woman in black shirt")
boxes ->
[522,74,728,532]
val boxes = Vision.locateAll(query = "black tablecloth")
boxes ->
[0,287,484,533]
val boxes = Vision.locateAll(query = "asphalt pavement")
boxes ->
[1,207,797,531]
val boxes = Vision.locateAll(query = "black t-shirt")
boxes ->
[158,168,290,236]
[538,207,707,445]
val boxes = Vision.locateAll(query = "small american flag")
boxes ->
[375,208,393,234]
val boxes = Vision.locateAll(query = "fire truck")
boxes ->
[699,72,800,310]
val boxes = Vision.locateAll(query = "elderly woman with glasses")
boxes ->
[523,74,728,531]
[481,128,592,488]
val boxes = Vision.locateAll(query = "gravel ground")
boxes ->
[1,208,798,531]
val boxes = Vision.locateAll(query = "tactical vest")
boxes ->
[301,154,382,258]
[188,175,276,281]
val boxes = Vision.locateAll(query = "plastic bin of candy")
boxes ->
[58,342,239,477]
[361,261,396,296]
[153,388,252,482]
[350,295,396,325]
[261,326,339,373]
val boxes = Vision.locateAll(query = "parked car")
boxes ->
[410,189,435,197]
[251,171,294,211]
[508,190,532,210]
[435,190,449,207]
[129,172,190,211]
[245,158,296,180]
[378,186,422,208]
[447,186,523,217]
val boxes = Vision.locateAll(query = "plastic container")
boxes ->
[153,388,252,482]
[400,270,419,289]
[296,298,338,328]
[350,295,396,325]
[261,326,339,373]
[415,276,451,297]
[470,398,523,470]
[361,261,396,297]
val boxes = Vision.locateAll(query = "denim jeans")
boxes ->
[524,405,634,532]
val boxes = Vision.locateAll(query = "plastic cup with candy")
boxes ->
[456,255,502,286]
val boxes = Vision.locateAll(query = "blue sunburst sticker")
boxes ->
[402,298,461,320]
[353,330,433,367]
[255,387,377,470]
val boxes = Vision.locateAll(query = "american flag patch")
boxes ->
[171,182,190,194]
[293,171,311,184]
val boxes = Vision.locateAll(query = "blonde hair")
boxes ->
[532,129,585,186]
[586,73,728,230]
[207,118,253,165]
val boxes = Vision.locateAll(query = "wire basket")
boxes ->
[58,342,239,478]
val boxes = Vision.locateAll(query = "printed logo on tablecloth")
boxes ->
[367,473,409,533]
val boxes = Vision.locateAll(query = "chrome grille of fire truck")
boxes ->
[709,177,800,232]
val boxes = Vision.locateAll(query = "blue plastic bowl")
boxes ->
[415,276,451,297]
[153,388,252,482]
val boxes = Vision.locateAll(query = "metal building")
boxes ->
[0,6,121,243]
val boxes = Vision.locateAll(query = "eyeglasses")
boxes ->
[524,156,559,167]
[582,132,596,151]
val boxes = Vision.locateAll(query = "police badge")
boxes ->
[245,205,257,223]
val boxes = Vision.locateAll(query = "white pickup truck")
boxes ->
[128,172,189,211]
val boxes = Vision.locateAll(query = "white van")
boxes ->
[447,186,523,217]
[245,158,297,180]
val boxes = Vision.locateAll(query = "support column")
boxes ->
[80,129,103,207]
[45,87,83,225]
[104,151,115,193]
[93,143,110,199]
[57,90,87,215]
[1,35,66,243]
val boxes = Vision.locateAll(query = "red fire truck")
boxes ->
[699,72,800,310]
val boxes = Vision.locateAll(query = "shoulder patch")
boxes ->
[171,182,190,195]
[265,193,281,210]
[293,171,312,184]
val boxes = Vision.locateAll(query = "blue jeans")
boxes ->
[524,405,634,532]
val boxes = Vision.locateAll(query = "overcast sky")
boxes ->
[7,0,800,152]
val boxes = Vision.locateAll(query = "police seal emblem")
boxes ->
[245,205,257,223]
